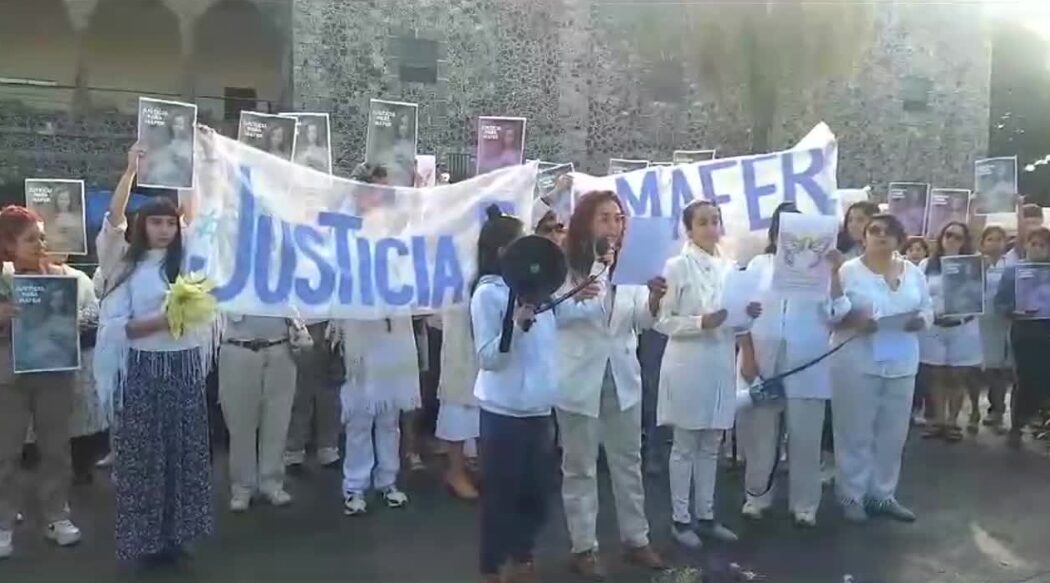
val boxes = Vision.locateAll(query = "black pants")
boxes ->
[479,409,553,576]
[71,430,109,481]
[1010,322,1050,429]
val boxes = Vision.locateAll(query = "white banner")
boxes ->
[186,124,837,320]
[185,132,537,320]
[573,123,839,262]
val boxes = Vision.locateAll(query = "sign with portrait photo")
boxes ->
[416,154,437,187]
[1015,263,1050,319]
[283,112,332,174]
[137,97,197,189]
[366,99,419,187]
[941,254,984,317]
[974,157,1018,215]
[237,111,297,162]
[10,275,80,374]
[925,188,971,238]
[608,159,650,176]
[672,150,716,164]
[476,116,526,175]
[887,182,929,237]
[24,179,87,255]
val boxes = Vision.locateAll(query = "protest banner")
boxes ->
[941,255,984,317]
[283,112,332,174]
[925,188,971,237]
[476,117,526,175]
[137,97,197,189]
[672,150,716,164]
[11,275,80,373]
[24,179,87,255]
[238,112,297,162]
[184,123,837,320]
[366,99,419,187]
[974,157,1017,215]
[887,182,929,237]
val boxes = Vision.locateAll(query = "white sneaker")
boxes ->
[261,488,292,507]
[671,522,702,550]
[15,513,23,524]
[45,520,82,547]
[230,492,252,513]
[696,520,738,543]
[316,447,340,467]
[283,449,306,467]
[344,492,367,516]
[0,529,12,559]
[793,510,817,528]
[96,452,115,468]
[741,500,766,520]
[382,486,409,508]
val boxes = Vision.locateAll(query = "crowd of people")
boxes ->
[1,141,1049,583]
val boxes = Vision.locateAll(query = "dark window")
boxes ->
[397,37,439,84]
[902,76,931,112]
[224,87,257,121]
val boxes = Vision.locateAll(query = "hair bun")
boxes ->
[485,204,503,221]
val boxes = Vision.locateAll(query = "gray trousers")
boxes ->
[0,374,73,530]
[286,325,341,453]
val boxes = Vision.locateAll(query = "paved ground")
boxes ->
[1,429,1048,583]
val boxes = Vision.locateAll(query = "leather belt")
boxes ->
[225,338,288,351]
[935,316,974,328]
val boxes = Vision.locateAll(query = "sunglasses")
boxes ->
[537,222,565,235]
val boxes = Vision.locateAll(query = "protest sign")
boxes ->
[366,99,419,187]
[925,188,970,237]
[974,157,1017,215]
[283,112,332,174]
[536,163,574,199]
[612,216,676,285]
[11,275,80,373]
[672,150,716,164]
[24,179,87,255]
[887,182,929,237]
[477,117,526,175]
[572,123,839,267]
[416,154,436,187]
[771,213,839,298]
[608,159,650,175]
[941,255,984,316]
[238,112,297,162]
[1015,263,1050,319]
[137,97,197,189]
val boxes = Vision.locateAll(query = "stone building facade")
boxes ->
[1,0,991,200]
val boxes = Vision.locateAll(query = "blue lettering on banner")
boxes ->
[616,170,661,217]
[783,147,830,215]
[253,216,296,303]
[293,225,335,304]
[742,154,780,230]
[318,211,363,304]
[374,238,413,306]
[431,235,465,307]
[697,160,737,208]
[356,238,375,306]
[411,236,431,307]
[207,173,257,301]
[670,168,696,240]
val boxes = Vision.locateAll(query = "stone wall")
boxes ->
[292,0,991,189]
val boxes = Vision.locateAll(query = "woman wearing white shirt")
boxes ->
[737,203,850,527]
[977,226,1011,432]
[832,213,932,523]
[555,191,666,578]
[918,222,983,442]
[657,200,753,549]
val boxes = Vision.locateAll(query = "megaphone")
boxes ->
[497,235,568,352]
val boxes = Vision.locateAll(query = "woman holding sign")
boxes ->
[0,206,86,559]
[737,203,850,528]
[831,214,931,523]
[554,191,666,578]
[918,222,983,442]
[656,200,749,549]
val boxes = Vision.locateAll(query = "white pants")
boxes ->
[832,374,914,504]
[738,397,825,515]
[342,408,401,494]
[436,402,479,442]
[219,344,298,497]
[669,428,722,524]
[557,377,649,554]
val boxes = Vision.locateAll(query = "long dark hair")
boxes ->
[564,190,623,279]
[104,198,183,297]
[925,220,973,275]
[473,204,523,293]
[765,202,799,254]
[836,201,879,253]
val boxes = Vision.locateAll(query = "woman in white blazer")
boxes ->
[554,191,666,579]
[737,203,850,528]
[832,213,932,524]
[657,200,756,550]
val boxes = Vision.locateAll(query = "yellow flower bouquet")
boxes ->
[163,274,217,338]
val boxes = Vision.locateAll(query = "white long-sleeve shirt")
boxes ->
[833,256,933,378]
[471,275,557,418]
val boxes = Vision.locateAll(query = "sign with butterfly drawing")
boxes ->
[771,213,840,299]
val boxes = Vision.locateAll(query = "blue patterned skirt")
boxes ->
[114,348,214,561]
